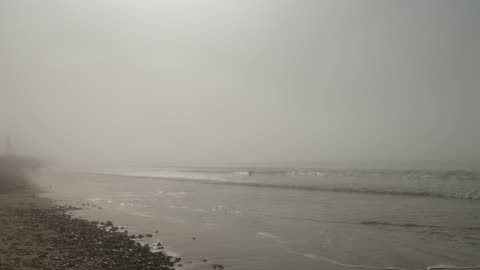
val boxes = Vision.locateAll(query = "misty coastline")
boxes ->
[1,0,479,269]
[32,167,480,270]
[1,155,480,270]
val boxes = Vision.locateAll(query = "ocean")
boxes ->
[34,167,480,270]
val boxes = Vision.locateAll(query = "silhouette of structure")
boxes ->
[6,136,12,155]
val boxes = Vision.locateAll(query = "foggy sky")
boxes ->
[1,0,479,169]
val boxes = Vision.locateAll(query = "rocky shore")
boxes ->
[0,157,179,270]
[1,193,179,270]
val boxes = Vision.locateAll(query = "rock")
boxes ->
[212,263,224,269]
[202,257,208,262]
[145,234,153,237]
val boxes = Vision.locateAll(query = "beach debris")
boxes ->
[154,242,165,250]
[169,256,182,263]
[212,264,224,270]
[61,205,82,211]
[202,257,209,262]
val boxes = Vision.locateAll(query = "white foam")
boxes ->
[290,251,480,270]
[427,265,480,270]
[163,217,185,223]
[169,205,206,213]
[287,250,406,270]
[256,232,278,238]
[165,191,188,196]
[130,211,155,218]
[169,205,189,209]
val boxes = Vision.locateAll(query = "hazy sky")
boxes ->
[1,0,479,169]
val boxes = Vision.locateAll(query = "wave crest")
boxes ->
[93,170,480,201]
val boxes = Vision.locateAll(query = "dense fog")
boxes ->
[1,0,479,169]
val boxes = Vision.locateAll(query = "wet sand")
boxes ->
[0,161,178,270]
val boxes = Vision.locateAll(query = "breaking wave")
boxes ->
[288,250,480,270]
[93,168,480,201]
[360,220,441,229]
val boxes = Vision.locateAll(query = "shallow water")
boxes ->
[34,168,480,270]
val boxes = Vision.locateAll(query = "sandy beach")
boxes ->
[0,159,178,270]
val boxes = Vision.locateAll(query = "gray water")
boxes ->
[33,168,480,270]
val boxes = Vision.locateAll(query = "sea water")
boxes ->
[34,167,480,270]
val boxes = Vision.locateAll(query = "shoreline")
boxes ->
[0,166,179,270]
